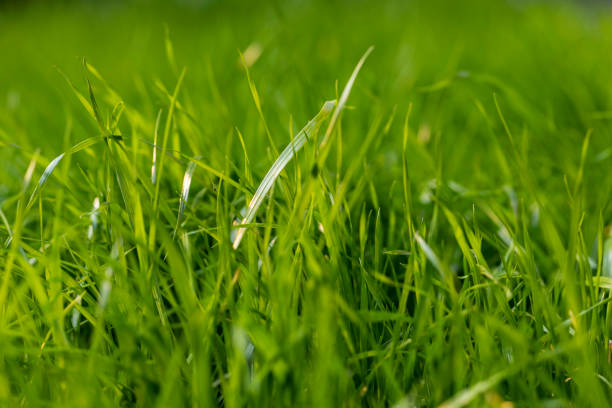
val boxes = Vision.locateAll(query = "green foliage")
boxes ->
[2,0,612,406]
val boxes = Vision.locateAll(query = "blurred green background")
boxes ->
[3,0,612,237]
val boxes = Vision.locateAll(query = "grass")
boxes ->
[2,0,612,406]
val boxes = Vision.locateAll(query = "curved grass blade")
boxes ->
[57,61,107,135]
[25,136,104,211]
[83,59,107,134]
[22,150,39,193]
[26,153,65,209]
[109,101,125,133]
[56,67,96,121]
[1,207,14,248]
[319,46,374,150]
[232,100,335,250]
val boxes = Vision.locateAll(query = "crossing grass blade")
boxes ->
[232,100,335,249]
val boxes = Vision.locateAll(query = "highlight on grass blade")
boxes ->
[87,197,101,241]
[25,153,65,211]
[241,42,263,68]
[0,208,12,248]
[25,136,105,212]
[22,150,39,193]
[152,109,163,185]
[232,99,336,250]
[175,159,198,235]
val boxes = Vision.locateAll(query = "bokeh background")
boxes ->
[3,0,612,236]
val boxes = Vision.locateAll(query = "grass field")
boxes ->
[2,0,612,406]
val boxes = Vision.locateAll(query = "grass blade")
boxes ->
[240,51,278,156]
[25,136,104,212]
[175,159,198,235]
[151,109,163,185]
[232,100,335,249]
[26,153,64,210]
[319,46,374,150]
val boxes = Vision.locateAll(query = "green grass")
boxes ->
[2,0,612,406]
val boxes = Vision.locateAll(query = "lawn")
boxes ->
[2,0,612,406]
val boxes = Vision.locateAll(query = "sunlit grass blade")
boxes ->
[232,99,335,249]
[319,46,374,150]
[26,153,64,209]
[151,109,162,185]
[25,136,104,212]
[175,159,198,235]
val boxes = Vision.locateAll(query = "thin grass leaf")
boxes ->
[239,50,278,156]
[319,46,374,150]
[84,60,122,103]
[109,101,124,132]
[25,136,104,211]
[25,153,64,211]
[0,208,12,248]
[164,24,178,75]
[56,67,97,120]
[86,78,106,134]
[232,100,336,249]
[152,68,185,211]
[175,159,198,235]
[148,68,186,260]
[87,197,101,241]
[383,249,411,256]
[414,232,457,300]
[152,109,162,184]
[235,127,252,186]
[22,150,39,193]
[82,59,108,134]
